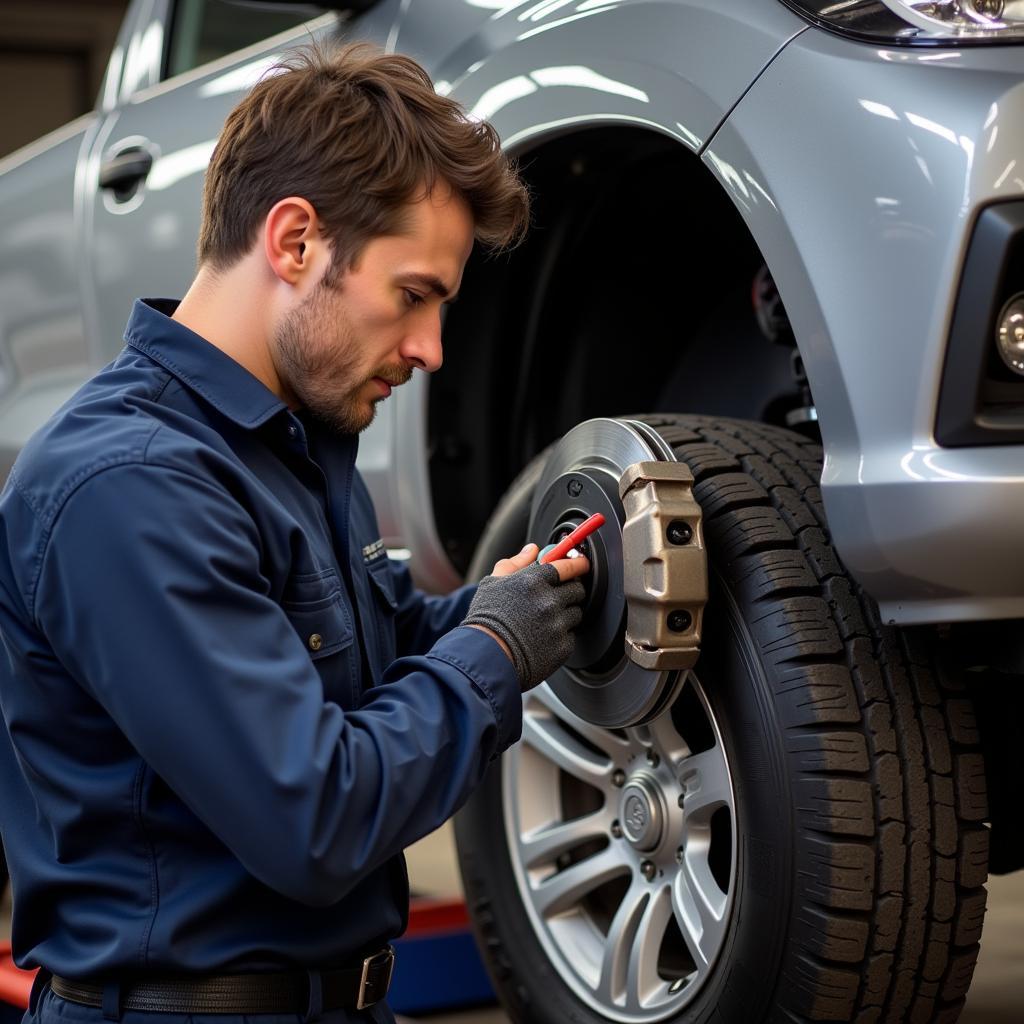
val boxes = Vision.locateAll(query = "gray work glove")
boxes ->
[463,563,587,690]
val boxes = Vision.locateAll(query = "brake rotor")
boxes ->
[529,418,686,728]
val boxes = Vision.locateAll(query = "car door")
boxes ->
[81,0,402,361]
[0,0,145,483]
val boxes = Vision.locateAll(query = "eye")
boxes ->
[404,289,426,308]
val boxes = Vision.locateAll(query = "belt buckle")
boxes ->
[356,946,395,1010]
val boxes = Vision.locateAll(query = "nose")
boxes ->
[399,317,444,373]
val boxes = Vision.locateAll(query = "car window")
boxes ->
[165,0,326,80]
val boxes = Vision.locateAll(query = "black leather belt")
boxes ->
[50,947,395,1014]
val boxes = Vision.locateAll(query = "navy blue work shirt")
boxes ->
[0,299,521,979]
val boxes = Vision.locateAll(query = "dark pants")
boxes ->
[25,975,396,1024]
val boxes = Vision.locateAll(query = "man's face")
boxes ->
[272,185,474,435]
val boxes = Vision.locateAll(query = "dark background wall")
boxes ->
[0,0,128,158]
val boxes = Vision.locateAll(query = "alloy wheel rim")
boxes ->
[503,674,737,1022]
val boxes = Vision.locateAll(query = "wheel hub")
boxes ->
[619,773,664,852]
[528,418,686,728]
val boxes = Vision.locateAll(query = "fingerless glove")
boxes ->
[463,563,586,690]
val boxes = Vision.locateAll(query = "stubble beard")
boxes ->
[272,284,410,435]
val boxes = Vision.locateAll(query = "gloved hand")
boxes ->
[463,544,589,690]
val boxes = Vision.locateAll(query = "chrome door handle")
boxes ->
[98,148,153,193]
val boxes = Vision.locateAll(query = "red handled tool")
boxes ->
[539,513,606,564]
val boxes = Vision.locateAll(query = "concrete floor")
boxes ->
[404,824,1024,1024]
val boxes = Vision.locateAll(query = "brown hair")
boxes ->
[197,42,530,277]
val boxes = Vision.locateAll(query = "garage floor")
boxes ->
[404,824,1024,1024]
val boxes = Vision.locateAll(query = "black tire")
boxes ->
[455,414,989,1024]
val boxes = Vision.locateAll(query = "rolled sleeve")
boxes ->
[34,462,519,907]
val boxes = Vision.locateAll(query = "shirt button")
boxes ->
[287,425,298,439]
[308,633,323,652]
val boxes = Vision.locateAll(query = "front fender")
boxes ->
[703,28,1024,622]
[385,0,805,593]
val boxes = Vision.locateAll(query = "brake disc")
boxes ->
[528,417,690,728]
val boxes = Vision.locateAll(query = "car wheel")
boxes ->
[454,413,989,1024]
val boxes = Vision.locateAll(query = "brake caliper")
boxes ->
[618,461,707,670]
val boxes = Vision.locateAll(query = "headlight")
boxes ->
[782,0,1024,44]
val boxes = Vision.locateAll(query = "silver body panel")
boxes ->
[390,0,806,593]
[393,0,803,154]
[0,116,97,482]
[704,33,1024,623]
[0,0,1022,622]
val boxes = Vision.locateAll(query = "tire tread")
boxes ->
[634,414,988,1024]
[457,413,988,1024]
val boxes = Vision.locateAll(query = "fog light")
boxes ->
[996,293,1024,376]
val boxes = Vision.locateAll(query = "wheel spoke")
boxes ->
[671,854,728,974]
[596,881,648,1007]
[519,810,609,869]
[532,846,626,918]
[522,703,613,785]
[531,685,632,759]
[506,668,735,1020]
[643,683,693,764]
[626,884,673,1010]
[677,745,731,820]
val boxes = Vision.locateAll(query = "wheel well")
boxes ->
[430,126,803,572]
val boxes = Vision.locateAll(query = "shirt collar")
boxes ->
[123,298,287,430]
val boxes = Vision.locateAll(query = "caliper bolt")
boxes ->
[567,479,583,497]
[667,520,692,545]
[611,820,624,839]
[667,610,692,633]
[611,769,626,787]
[646,749,660,768]
[640,860,657,882]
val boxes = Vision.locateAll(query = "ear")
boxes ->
[263,197,328,286]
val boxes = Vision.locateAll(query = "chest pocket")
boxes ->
[365,558,398,669]
[281,569,355,702]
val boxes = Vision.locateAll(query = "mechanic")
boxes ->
[0,43,589,1024]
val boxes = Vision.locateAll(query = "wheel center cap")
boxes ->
[619,775,663,851]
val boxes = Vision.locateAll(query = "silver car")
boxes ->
[1,1,1022,1021]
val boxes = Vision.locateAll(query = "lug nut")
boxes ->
[567,479,583,497]
[640,860,657,881]
[667,520,692,545]
[667,610,692,633]
[675,847,684,864]
[611,769,626,787]
[677,792,686,808]
[611,820,623,839]
[646,749,660,768]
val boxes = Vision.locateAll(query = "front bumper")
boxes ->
[704,28,1024,624]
